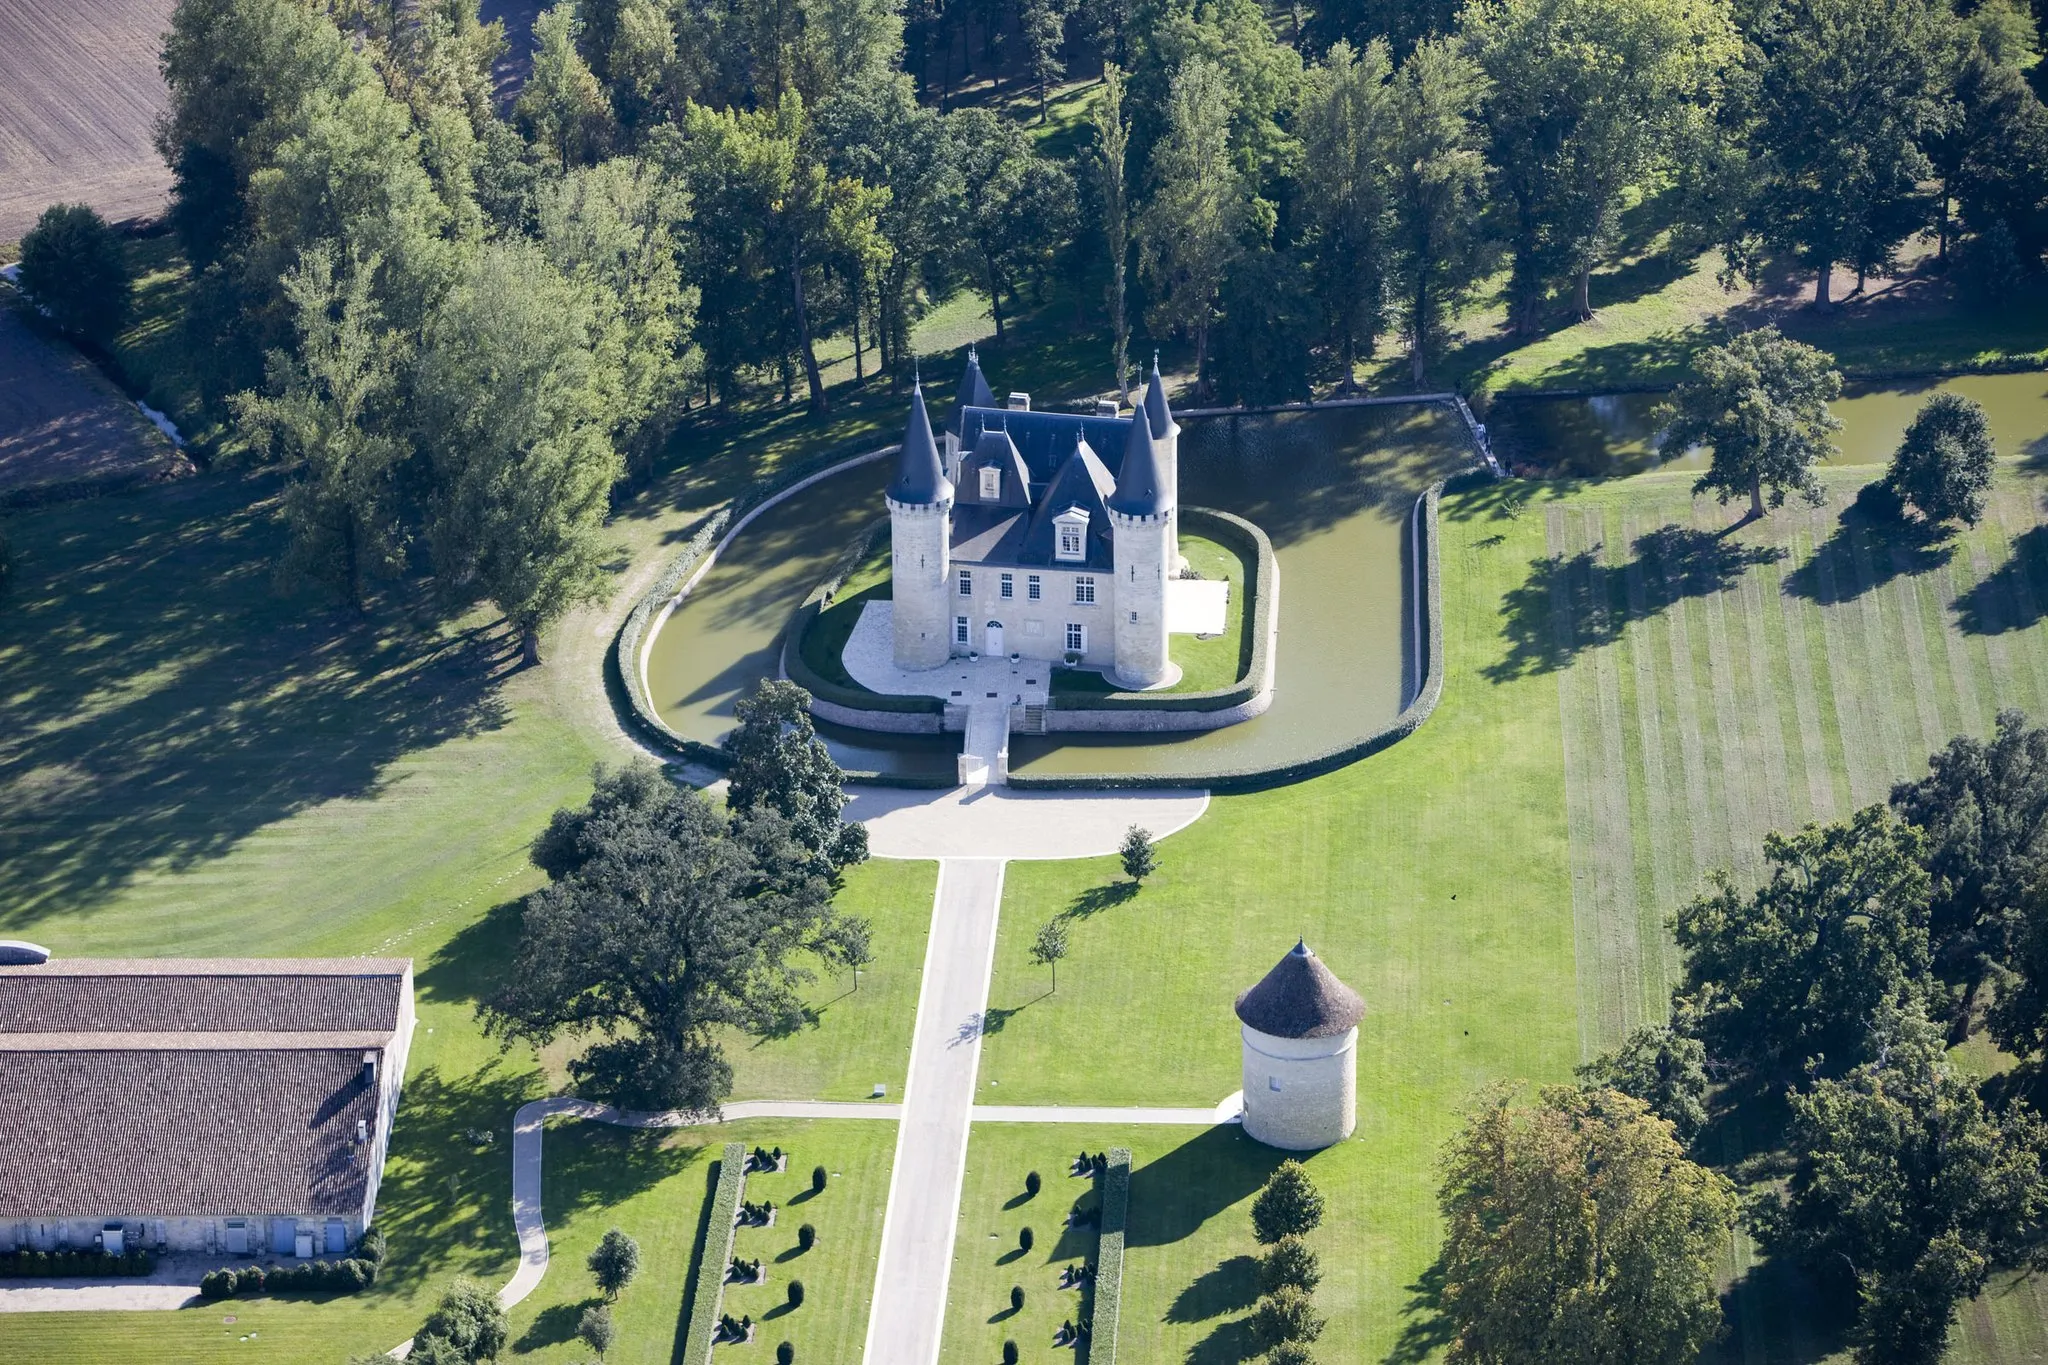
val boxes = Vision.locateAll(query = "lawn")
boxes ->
[501,1117,898,1364]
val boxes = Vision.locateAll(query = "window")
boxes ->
[1054,510,1089,561]
[1065,622,1086,653]
[1074,576,1096,605]
[1027,574,1042,601]
[955,616,970,645]
[1000,572,1013,600]
[958,569,973,597]
[1058,526,1083,558]
[1269,1075,1282,1092]
[979,466,1001,499]
[1129,611,1139,623]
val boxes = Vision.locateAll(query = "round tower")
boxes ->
[1235,941,1364,1151]
[1107,403,1175,689]
[887,382,953,671]
[1142,355,1185,570]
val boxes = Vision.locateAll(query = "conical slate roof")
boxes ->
[1143,354,1176,438]
[889,383,951,505]
[951,347,997,435]
[1235,941,1365,1040]
[1108,399,1168,516]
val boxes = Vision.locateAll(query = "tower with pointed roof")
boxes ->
[886,380,954,669]
[883,351,1181,679]
[1235,941,1364,1150]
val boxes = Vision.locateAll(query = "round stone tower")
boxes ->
[1107,401,1175,689]
[1235,941,1365,1151]
[887,382,954,671]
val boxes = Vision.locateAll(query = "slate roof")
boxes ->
[949,348,997,435]
[1143,356,1177,439]
[1234,942,1365,1040]
[1108,400,1168,517]
[889,383,951,505]
[0,958,410,1219]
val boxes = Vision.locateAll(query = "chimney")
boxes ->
[356,1119,368,1145]
[361,1051,377,1088]
[1095,399,1120,416]
[1006,393,1031,411]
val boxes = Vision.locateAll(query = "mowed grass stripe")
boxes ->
[1932,555,1994,738]
[1550,505,1611,1057]
[1584,505,1651,1043]
[1619,510,1684,1008]
[1886,541,1955,764]
[1963,543,2032,715]
[1810,529,1891,809]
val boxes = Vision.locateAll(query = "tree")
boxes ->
[1120,825,1156,881]
[517,2,616,170]
[723,680,869,878]
[579,1302,617,1357]
[1440,1085,1734,1365]
[1462,0,1737,330]
[1266,1343,1318,1365]
[1951,62,2048,275]
[1094,63,1135,400]
[1259,1234,1321,1294]
[413,1278,509,1363]
[1888,393,1997,528]
[1675,806,1934,1078]
[17,203,133,346]
[1389,38,1492,385]
[1252,1284,1326,1346]
[1656,328,1841,521]
[482,762,849,1113]
[1308,0,1459,60]
[588,1227,641,1299]
[1893,710,2048,966]
[1574,1016,1710,1141]
[1296,41,1396,389]
[948,108,1077,342]
[1252,1161,1325,1244]
[231,246,408,614]
[414,239,622,666]
[1031,917,1070,991]
[1138,57,1251,400]
[1766,1004,2048,1365]
[1742,0,1954,303]
[1020,0,1068,122]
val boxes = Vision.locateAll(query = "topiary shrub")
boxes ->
[797,1223,816,1252]
[776,1343,795,1365]
[787,1279,805,1308]
[1252,1162,1325,1244]
[812,1165,827,1195]
[1018,1227,1033,1253]
[1024,1171,1041,1198]
[1010,1284,1025,1312]
[1252,1285,1326,1347]
[1003,1341,1019,1365]
[1258,1236,1321,1295]
[234,1265,266,1295]
[1267,1341,1318,1365]
[200,1269,235,1300]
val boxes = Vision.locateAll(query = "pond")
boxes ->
[640,403,1478,784]
[1486,371,2048,478]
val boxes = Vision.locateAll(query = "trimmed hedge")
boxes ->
[1045,508,1276,714]
[612,442,902,770]
[1009,476,1459,791]
[1091,1148,1132,1365]
[197,1258,375,1299]
[680,1143,750,1365]
[0,1249,156,1278]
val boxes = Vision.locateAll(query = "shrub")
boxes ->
[1094,1148,1132,1365]
[17,202,134,346]
[797,1223,816,1252]
[682,1144,748,1364]
[234,1265,267,1295]
[1003,1341,1020,1365]
[1018,1226,1034,1253]
[357,1226,387,1264]
[1267,1342,1318,1365]
[1024,1171,1041,1198]
[1889,392,1997,527]
[787,1278,805,1308]
[776,1344,795,1365]
[1121,826,1157,881]
[1011,1284,1025,1311]
[1259,1236,1321,1295]
[579,1302,617,1357]
[415,1277,509,1362]
[1252,1285,1326,1347]
[588,1227,641,1299]
[1252,1162,1325,1244]
[812,1164,828,1195]
[200,1269,235,1300]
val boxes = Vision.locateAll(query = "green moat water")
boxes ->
[1488,371,2048,478]
[641,404,1474,782]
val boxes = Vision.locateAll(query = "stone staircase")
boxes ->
[1014,704,1047,735]
[958,701,1011,788]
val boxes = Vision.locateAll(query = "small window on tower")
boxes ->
[1269,1076,1282,1092]
[979,466,1001,500]
[1129,611,1138,623]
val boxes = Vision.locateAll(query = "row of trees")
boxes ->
[1447,711,2048,1365]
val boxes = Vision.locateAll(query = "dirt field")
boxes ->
[0,301,179,498]
[0,0,178,244]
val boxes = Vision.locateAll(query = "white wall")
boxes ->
[1239,1024,1358,1151]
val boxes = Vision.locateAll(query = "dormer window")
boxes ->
[979,466,1001,500]
[1054,509,1089,562]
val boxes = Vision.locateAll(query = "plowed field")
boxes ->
[0,302,176,497]
[0,0,178,243]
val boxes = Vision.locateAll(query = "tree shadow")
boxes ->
[1165,1255,1259,1323]
[1066,881,1138,918]
[1781,500,1955,606]
[1186,1313,1263,1365]
[1489,523,1786,681]
[1956,525,2048,636]
[1128,1128,1283,1250]
[1709,1251,1855,1365]
[516,1297,600,1350]
[987,1302,1022,1324]
[1384,1254,1453,1365]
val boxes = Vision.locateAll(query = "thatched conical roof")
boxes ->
[1234,941,1364,1039]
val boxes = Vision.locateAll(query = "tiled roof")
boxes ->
[1235,941,1365,1040]
[0,1048,381,1218]
[0,958,408,1034]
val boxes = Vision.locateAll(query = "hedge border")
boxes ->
[781,515,945,718]
[680,1143,749,1365]
[1006,472,1465,791]
[1091,1147,1132,1365]
[0,1249,156,1278]
[1045,507,1276,714]
[612,442,901,770]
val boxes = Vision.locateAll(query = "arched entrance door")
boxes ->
[985,621,1005,655]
